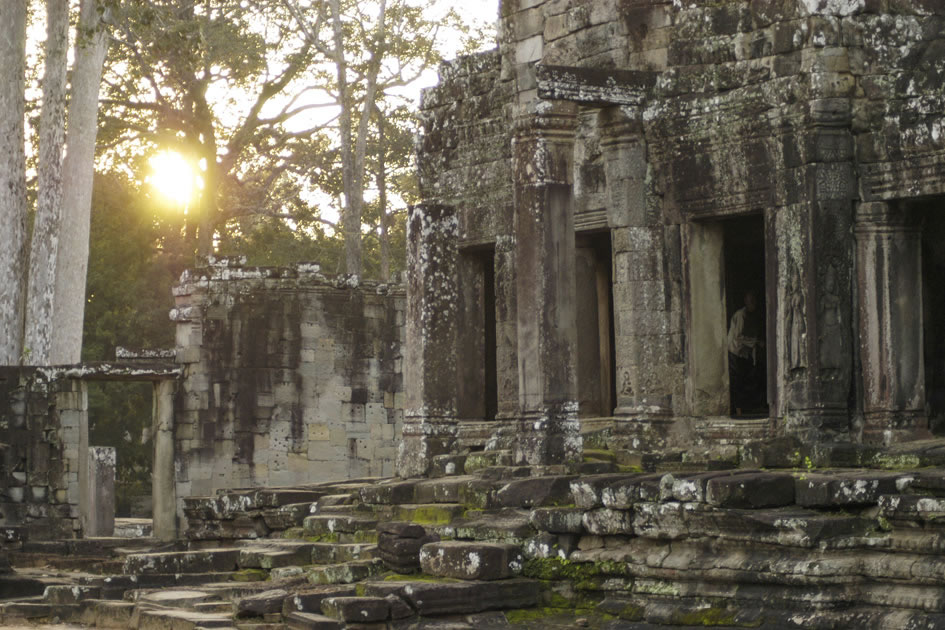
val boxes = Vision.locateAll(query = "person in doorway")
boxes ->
[728,291,766,416]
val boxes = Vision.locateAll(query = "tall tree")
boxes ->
[0,2,28,365]
[49,0,111,363]
[25,0,70,364]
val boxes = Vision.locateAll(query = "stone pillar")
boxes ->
[855,201,927,444]
[84,446,115,537]
[775,99,857,441]
[397,203,460,478]
[152,379,178,540]
[510,101,582,466]
[600,108,679,425]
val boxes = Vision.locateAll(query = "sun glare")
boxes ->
[148,151,200,207]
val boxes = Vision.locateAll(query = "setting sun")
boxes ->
[147,151,201,207]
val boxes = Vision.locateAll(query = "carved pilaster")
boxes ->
[510,102,582,466]
[854,201,928,444]
[397,204,459,477]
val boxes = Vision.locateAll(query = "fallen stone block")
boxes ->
[601,474,665,508]
[306,558,385,584]
[420,541,523,580]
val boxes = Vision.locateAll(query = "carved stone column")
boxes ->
[152,379,178,540]
[600,109,678,423]
[855,201,928,444]
[510,102,582,466]
[397,204,460,477]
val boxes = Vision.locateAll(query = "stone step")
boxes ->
[261,503,316,530]
[419,541,523,581]
[75,599,136,628]
[302,515,379,542]
[133,605,234,630]
[363,577,541,616]
[235,588,290,618]
[238,542,319,569]
[321,596,390,623]
[439,509,534,543]
[114,518,154,538]
[281,585,357,616]
[391,503,467,526]
[124,549,242,575]
[305,558,385,585]
[132,588,221,609]
[43,583,102,604]
[285,611,343,629]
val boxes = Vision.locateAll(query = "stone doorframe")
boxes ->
[51,362,181,540]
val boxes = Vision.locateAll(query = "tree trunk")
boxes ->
[0,2,28,365]
[328,0,361,276]
[50,0,110,364]
[376,109,390,283]
[25,0,70,365]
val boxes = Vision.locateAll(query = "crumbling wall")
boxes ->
[171,259,406,507]
[0,368,81,541]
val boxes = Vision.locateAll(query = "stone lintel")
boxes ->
[535,64,656,107]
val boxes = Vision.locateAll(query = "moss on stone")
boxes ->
[521,556,631,581]
[583,449,616,463]
[504,607,571,623]
[394,504,459,525]
[674,605,757,627]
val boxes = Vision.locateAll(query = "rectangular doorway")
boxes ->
[921,207,945,433]
[457,248,498,421]
[723,214,768,417]
[575,232,616,418]
[688,214,768,418]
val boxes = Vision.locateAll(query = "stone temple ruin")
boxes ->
[3,1,945,628]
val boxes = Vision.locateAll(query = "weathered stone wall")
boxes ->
[0,369,82,541]
[171,258,406,509]
[412,0,945,463]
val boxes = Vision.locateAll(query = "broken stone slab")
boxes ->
[663,471,760,503]
[378,522,428,538]
[529,507,585,534]
[419,541,523,580]
[363,578,540,616]
[238,542,317,569]
[321,596,390,623]
[492,476,576,508]
[795,471,907,507]
[76,599,135,628]
[705,472,795,509]
[413,477,494,508]
[282,585,357,616]
[236,588,290,618]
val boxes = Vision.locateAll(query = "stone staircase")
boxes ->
[9,453,945,627]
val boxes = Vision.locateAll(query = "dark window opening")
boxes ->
[921,208,945,433]
[722,214,768,417]
[576,232,617,418]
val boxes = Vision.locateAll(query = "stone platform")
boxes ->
[5,444,945,628]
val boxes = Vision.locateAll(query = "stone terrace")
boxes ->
[6,440,945,628]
